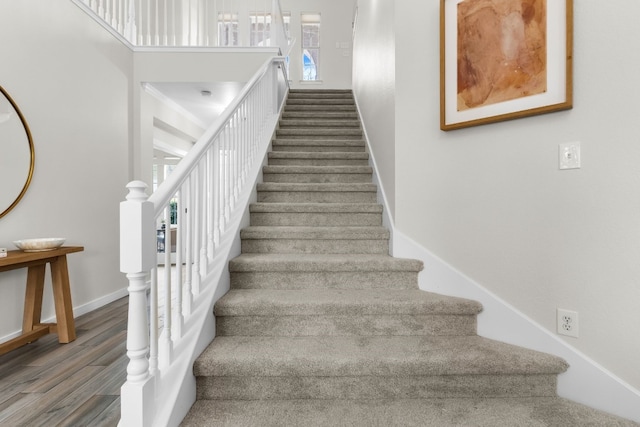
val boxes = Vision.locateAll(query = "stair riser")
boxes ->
[277,129,362,137]
[258,192,377,203]
[284,106,357,113]
[287,93,353,100]
[271,145,365,153]
[280,120,361,128]
[286,99,355,105]
[230,271,420,290]
[263,173,372,184]
[216,314,477,337]
[250,212,382,227]
[268,158,369,166]
[282,112,359,119]
[241,239,389,255]
[197,374,558,400]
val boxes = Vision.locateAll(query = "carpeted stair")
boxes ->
[182,90,637,426]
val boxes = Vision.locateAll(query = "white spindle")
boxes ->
[154,0,160,45]
[191,163,201,295]
[184,176,194,315]
[175,188,184,335]
[163,0,168,46]
[198,158,208,278]
[160,205,173,368]
[149,266,159,375]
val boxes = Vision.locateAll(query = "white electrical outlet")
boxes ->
[557,308,579,338]
[559,142,581,170]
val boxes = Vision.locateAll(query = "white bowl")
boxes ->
[13,238,66,252]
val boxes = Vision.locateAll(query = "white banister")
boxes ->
[119,57,288,427]
[72,0,290,51]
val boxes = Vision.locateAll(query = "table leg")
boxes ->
[50,255,77,343]
[23,264,46,333]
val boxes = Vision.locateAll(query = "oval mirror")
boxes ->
[0,85,35,219]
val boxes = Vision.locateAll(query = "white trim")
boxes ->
[69,0,136,49]
[392,231,640,423]
[0,287,128,344]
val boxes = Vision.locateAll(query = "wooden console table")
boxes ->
[0,246,84,355]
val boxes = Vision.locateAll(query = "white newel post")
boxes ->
[120,181,157,427]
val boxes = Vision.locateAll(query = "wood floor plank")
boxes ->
[90,333,127,366]
[94,354,128,396]
[1,366,105,426]
[0,297,127,426]
[0,392,40,424]
[32,358,127,426]
[51,395,118,427]
[23,328,127,393]
[88,396,121,427]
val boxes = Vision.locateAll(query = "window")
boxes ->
[218,13,239,46]
[301,13,320,81]
[250,13,271,47]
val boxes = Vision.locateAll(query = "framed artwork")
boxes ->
[440,0,573,130]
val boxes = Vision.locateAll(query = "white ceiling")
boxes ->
[147,81,247,127]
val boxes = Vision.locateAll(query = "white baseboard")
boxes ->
[392,231,640,423]
[0,287,129,344]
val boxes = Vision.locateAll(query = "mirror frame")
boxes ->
[0,85,35,219]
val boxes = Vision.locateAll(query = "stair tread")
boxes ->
[250,202,382,213]
[194,335,569,377]
[182,397,636,427]
[229,253,424,272]
[241,226,389,239]
[268,152,369,159]
[215,289,483,316]
[272,138,365,144]
[263,165,372,174]
[280,119,361,125]
[257,182,377,191]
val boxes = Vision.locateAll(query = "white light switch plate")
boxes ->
[559,142,581,170]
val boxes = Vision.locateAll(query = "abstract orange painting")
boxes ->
[440,0,572,130]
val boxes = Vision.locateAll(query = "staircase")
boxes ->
[181,90,637,426]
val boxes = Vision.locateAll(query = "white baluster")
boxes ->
[162,0,168,46]
[154,0,160,45]
[212,142,221,247]
[160,205,173,368]
[191,164,201,295]
[199,158,209,275]
[206,149,215,262]
[149,266,158,375]
[175,190,184,336]
[183,177,193,315]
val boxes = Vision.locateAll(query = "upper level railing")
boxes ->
[72,0,290,52]
[119,57,288,426]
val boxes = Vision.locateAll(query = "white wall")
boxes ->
[355,0,640,398]
[351,0,396,220]
[280,0,355,89]
[0,0,132,339]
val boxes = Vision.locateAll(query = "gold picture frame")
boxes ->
[440,0,573,131]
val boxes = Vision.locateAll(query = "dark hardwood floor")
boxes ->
[0,297,127,426]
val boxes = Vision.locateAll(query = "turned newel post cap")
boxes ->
[125,181,149,202]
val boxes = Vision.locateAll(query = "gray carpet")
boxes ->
[182,90,638,426]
